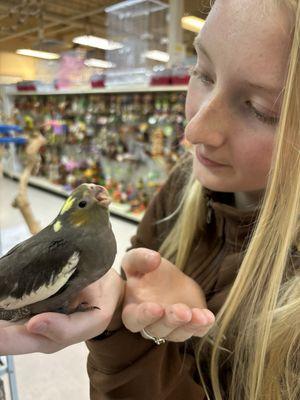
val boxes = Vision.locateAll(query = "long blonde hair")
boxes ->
[159,1,300,399]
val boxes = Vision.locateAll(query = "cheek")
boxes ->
[234,135,275,179]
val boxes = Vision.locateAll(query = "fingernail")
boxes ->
[204,310,215,324]
[32,322,47,333]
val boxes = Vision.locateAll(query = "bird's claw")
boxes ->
[74,303,101,313]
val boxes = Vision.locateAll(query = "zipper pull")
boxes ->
[206,198,213,224]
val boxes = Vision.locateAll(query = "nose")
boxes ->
[185,93,229,147]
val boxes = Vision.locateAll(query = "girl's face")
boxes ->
[185,0,292,194]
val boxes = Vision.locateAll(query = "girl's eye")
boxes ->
[245,101,279,126]
[190,66,214,85]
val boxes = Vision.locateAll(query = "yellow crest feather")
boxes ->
[60,196,75,215]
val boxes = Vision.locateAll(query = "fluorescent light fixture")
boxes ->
[73,35,123,50]
[144,50,169,63]
[181,16,205,33]
[16,49,60,60]
[105,0,168,15]
[84,58,116,68]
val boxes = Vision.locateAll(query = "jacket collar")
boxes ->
[203,188,260,246]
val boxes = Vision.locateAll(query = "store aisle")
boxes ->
[0,177,137,400]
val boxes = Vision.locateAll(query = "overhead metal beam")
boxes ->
[45,24,104,37]
[0,5,109,43]
[43,12,92,30]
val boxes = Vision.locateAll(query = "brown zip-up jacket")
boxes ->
[86,155,299,400]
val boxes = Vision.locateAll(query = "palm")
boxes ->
[124,257,206,308]
[121,249,214,341]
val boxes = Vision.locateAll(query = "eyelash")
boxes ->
[189,66,279,126]
[245,101,279,126]
[189,66,213,85]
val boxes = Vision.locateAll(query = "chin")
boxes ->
[196,176,233,192]
[193,157,234,193]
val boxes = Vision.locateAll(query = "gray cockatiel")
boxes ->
[0,183,117,321]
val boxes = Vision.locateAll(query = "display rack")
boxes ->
[4,84,188,222]
[6,85,188,96]
[3,170,142,222]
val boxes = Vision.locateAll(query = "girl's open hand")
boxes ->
[121,248,215,342]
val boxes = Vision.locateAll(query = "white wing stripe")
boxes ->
[0,252,80,310]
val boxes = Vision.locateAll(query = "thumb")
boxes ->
[122,248,161,279]
[26,312,73,340]
[26,307,108,344]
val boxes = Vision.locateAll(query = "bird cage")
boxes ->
[105,0,169,86]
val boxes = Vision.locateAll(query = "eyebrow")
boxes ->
[193,36,282,96]
[244,81,283,96]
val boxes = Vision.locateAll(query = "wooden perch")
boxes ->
[12,132,46,235]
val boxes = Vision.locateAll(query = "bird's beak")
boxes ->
[87,184,111,208]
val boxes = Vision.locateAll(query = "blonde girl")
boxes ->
[1,1,299,400]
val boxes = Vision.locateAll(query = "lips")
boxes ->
[196,148,226,167]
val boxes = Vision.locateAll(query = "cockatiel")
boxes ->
[0,183,117,321]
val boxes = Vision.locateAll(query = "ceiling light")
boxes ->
[181,16,205,33]
[84,58,116,68]
[105,0,168,15]
[16,49,60,60]
[144,50,169,63]
[73,35,123,51]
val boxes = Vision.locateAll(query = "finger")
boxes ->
[143,303,193,339]
[122,248,161,279]
[165,308,215,342]
[26,307,112,344]
[122,302,164,332]
[192,308,215,338]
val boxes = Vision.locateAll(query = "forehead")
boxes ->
[199,0,292,88]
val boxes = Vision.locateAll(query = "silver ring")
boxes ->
[141,328,166,345]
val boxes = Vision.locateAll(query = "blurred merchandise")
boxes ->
[151,67,172,86]
[11,90,187,219]
[105,68,151,87]
[90,74,106,88]
[55,50,91,89]
[16,81,38,91]
[171,65,191,85]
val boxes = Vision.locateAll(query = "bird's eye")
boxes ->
[78,201,87,208]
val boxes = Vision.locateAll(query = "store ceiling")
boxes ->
[0,0,211,55]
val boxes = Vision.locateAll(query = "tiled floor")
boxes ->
[0,177,137,400]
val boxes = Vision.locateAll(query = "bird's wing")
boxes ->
[0,234,80,310]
